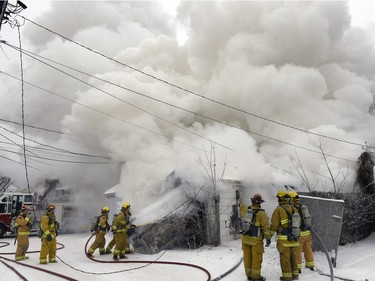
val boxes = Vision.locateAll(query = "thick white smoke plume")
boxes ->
[1,1,375,219]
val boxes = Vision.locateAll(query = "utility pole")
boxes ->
[0,0,8,31]
[0,0,27,32]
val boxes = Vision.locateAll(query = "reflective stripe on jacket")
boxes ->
[97,214,109,233]
[112,212,129,233]
[16,215,31,236]
[41,213,57,238]
[240,203,271,245]
[270,204,300,247]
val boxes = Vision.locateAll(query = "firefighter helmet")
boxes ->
[251,193,265,204]
[276,190,289,200]
[102,206,110,213]
[46,204,56,210]
[122,202,130,209]
[289,191,299,199]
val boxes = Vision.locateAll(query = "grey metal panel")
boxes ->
[300,195,344,253]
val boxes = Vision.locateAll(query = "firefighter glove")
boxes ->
[46,234,53,241]
[265,239,271,247]
[131,224,136,229]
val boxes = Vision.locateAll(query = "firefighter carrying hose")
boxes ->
[15,205,32,261]
[289,191,315,272]
[87,206,111,257]
[111,202,135,260]
[240,193,271,281]
[270,190,300,281]
[39,204,59,264]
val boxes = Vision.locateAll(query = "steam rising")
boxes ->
[1,1,375,220]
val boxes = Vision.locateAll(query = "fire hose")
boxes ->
[84,232,212,280]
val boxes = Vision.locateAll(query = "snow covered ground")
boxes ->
[1,232,374,281]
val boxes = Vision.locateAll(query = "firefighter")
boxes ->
[39,204,59,264]
[105,236,116,254]
[87,206,111,256]
[105,212,134,254]
[289,191,314,272]
[15,205,32,261]
[105,213,118,254]
[240,193,271,281]
[270,190,300,281]
[111,202,134,260]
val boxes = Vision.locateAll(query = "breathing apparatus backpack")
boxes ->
[37,221,43,238]
[300,205,312,230]
[242,207,261,237]
[281,205,300,241]
[91,216,100,232]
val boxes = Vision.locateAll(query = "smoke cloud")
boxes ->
[1,1,374,219]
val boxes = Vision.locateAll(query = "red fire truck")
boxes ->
[0,192,36,238]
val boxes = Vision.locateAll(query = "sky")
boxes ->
[0,231,374,281]
[1,1,375,219]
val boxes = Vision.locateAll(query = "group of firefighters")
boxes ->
[13,190,312,280]
[240,190,314,281]
[87,202,136,260]
[14,203,59,264]
[13,201,135,263]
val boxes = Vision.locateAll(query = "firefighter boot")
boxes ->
[113,255,119,261]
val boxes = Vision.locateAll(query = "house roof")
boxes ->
[104,183,119,196]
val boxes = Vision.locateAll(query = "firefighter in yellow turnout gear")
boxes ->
[87,207,111,256]
[15,205,32,261]
[270,191,300,281]
[39,204,59,264]
[106,211,135,254]
[112,202,133,260]
[289,191,314,272]
[240,194,271,281]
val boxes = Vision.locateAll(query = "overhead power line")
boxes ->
[0,153,39,170]
[20,16,372,150]
[0,140,107,164]
[1,71,357,163]
[0,117,66,135]
[0,44,362,164]
[2,42,233,152]
[0,123,111,160]
[0,71,207,153]
[0,130,38,157]
[0,147,110,164]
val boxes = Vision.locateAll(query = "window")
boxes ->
[0,203,6,213]
[24,195,33,203]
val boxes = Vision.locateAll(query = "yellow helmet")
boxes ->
[276,190,288,198]
[289,191,299,199]
[122,202,130,209]
[102,206,110,213]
